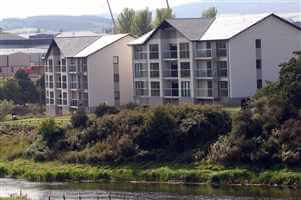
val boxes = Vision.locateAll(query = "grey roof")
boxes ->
[0,32,26,40]
[166,18,214,40]
[0,48,47,55]
[54,36,100,57]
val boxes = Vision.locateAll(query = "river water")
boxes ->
[0,178,300,200]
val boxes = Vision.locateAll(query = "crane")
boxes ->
[106,0,116,33]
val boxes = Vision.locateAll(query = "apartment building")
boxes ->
[129,13,301,105]
[45,33,134,115]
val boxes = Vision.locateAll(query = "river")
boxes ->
[0,178,300,200]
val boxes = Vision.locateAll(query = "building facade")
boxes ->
[45,34,134,115]
[129,14,301,105]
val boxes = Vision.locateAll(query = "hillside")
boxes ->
[0,15,112,33]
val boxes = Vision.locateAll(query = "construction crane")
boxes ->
[106,0,116,33]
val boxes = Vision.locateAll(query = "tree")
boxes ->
[15,70,39,105]
[1,80,22,104]
[202,7,218,18]
[36,75,46,105]
[117,8,136,34]
[154,8,174,27]
[133,8,153,36]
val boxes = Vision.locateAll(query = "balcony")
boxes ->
[70,99,79,107]
[218,69,228,77]
[134,71,148,78]
[149,51,159,60]
[195,88,213,98]
[163,50,178,59]
[62,65,67,72]
[62,82,67,89]
[69,65,77,73]
[56,98,62,105]
[217,48,227,57]
[195,49,212,58]
[134,52,147,60]
[135,89,149,96]
[180,70,191,78]
[163,88,179,97]
[70,82,79,89]
[163,70,178,78]
[55,66,61,73]
[179,51,190,59]
[195,69,214,78]
[55,82,62,89]
[220,88,228,97]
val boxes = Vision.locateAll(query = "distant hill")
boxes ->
[0,15,112,33]
[173,1,301,18]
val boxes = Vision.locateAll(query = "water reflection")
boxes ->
[0,178,300,200]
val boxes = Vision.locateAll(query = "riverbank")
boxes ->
[0,160,300,187]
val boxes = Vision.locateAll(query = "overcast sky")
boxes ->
[0,0,200,19]
[0,0,299,19]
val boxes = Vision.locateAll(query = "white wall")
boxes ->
[229,16,301,98]
[88,35,134,107]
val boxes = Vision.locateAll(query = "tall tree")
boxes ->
[202,7,218,18]
[154,8,175,27]
[133,8,153,36]
[117,8,136,34]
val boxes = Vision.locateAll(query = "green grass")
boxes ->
[0,115,71,128]
[0,160,300,186]
[223,106,241,116]
[0,197,27,200]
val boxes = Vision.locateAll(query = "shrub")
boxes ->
[71,110,89,128]
[0,100,14,121]
[94,103,120,117]
[39,119,64,148]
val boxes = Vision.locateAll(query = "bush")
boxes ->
[0,100,14,121]
[39,119,64,148]
[94,103,120,117]
[71,110,89,128]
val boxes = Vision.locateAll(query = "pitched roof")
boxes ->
[166,18,214,41]
[53,36,100,57]
[0,32,26,40]
[75,34,130,57]
[129,13,301,45]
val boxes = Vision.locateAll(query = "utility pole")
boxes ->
[106,0,116,34]
[166,0,170,9]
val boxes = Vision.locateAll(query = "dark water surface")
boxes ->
[0,178,300,200]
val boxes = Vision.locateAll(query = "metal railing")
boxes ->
[70,99,79,107]
[69,65,77,72]
[218,69,228,77]
[163,50,178,59]
[195,49,212,58]
[134,71,148,78]
[149,51,159,59]
[135,88,149,96]
[70,82,79,89]
[195,69,214,78]
[220,88,229,97]
[217,48,227,57]
[179,50,190,59]
[151,89,160,96]
[163,70,178,78]
[55,65,61,73]
[56,98,62,105]
[163,88,179,97]
[134,52,148,60]
[55,82,62,89]
[195,88,213,97]
[180,69,191,78]
[150,71,160,78]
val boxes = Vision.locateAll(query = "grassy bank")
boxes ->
[0,159,300,187]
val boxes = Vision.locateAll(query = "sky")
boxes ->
[0,0,299,19]
[0,0,199,19]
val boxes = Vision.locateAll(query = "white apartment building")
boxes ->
[129,13,301,105]
[45,33,134,115]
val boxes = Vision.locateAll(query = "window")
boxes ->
[70,74,77,89]
[180,43,190,59]
[150,63,160,78]
[218,61,228,77]
[181,81,191,97]
[206,41,211,49]
[149,44,159,59]
[114,74,119,82]
[257,79,263,89]
[180,62,190,78]
[49,91,54,104]
[45,76,49,88]
[216,41,227,57]
[83,75,88,89]
[134,46,146,60]
[62,59,66,72]
[135,81,148,96]
[63,92,68,105]
[49,75,53,88]
[256,59,262,69]
[134,63,147,78]
[114,91,120,100]
[62,75,67,89]
[256,39,261,48]
[113,56,119,64]
[48,59,53,72]
[220,81,228,97]
[151,82,160,96]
